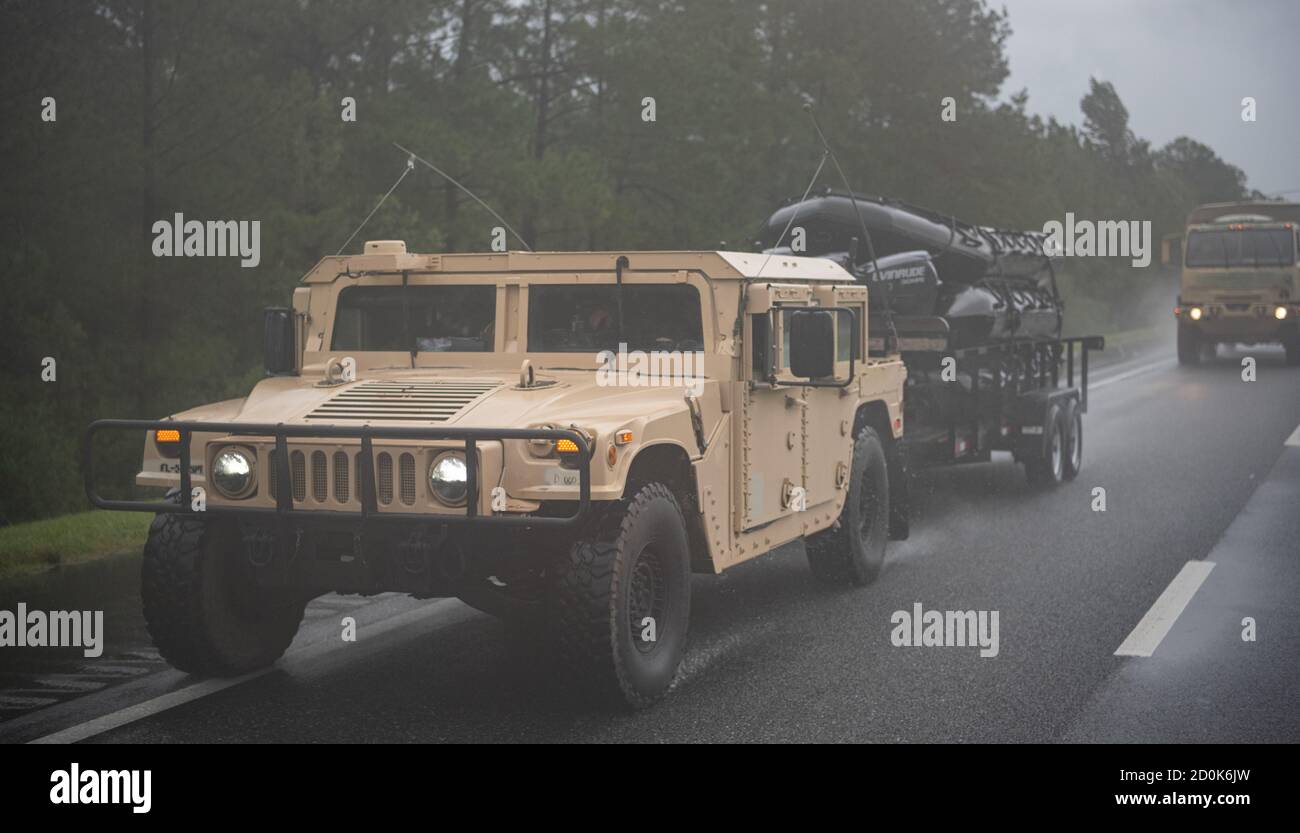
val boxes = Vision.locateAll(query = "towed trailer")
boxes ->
[883,327,1104,485]
[762,190,1106,485]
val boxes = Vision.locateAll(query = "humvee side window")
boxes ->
[332,285,495,352]
[837,309,855,362]
[751,313,772,379]
[528,284,703,352]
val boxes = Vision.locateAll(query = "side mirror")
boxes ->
[788,309,835,379]
[264,307,297,376]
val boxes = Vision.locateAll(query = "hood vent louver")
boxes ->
[305,379,500,422]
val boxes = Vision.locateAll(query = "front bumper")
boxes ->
[84,419,593,528]
[1176,301,1298,340]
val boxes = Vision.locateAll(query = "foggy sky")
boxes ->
[997,0,1300,197]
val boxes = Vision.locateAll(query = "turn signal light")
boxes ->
[555,438,580,454]
[154,428,182,459]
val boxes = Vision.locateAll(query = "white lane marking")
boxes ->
[28,599,456,744]
[1286,424,1300,447]
[1114,561,1215,658]
[1090,358,1177,392]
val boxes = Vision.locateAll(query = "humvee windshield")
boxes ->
[1185,228,1296,268]
[528,284,704,352]
[332,285,495,351]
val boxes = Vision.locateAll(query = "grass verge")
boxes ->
[0,511,149,583]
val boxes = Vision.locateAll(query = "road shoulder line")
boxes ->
[27,598,456,744]
[1114,561,1215,658]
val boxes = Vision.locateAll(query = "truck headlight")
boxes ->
[211,448,256,498]
[1275,306,1289,321]
[1188,306,1203,321]
[428,452,468,506]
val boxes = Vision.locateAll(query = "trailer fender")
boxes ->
[1011,388,1079,462]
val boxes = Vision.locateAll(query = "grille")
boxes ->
[291,452,306,502]
[311,451,328,502]
[268,450,278,499]
[261,446,422,509]
[305,379,500,422]
[399,453,416,506]
[376,453,393,505]
[333,451,350,503]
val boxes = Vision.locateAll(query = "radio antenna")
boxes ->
[336,156,415,256]
[802,104,896,351]
[803,104,880,278]
[394,142,533,252]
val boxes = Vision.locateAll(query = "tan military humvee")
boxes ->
[87,242,908,707]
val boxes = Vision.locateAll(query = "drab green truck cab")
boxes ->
[1165,201,1300,365]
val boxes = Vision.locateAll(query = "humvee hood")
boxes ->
[189,368,696,431]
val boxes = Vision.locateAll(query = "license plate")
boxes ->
[543,467,581,488]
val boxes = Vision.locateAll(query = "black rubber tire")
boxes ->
[1060,397,1083,481]
[1177,323,1200,366]
[142,512,305,676]
[1025,403,1065,488]
[806,425,890,586]
[548,482,691,709]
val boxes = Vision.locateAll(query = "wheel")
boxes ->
[548,482,691,709]
[806,425,890,585]
[142,511,305,676]
[1177,323,1200,365]
[1024,403,1065,487]
[1060,397,1083,481]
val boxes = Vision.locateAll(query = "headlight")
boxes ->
[428,452,468,506]
[1189,306,1203,321]
[211,448,256,498]
[1275,306,1289,321]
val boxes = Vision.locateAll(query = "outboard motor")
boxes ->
[859,251,939,317]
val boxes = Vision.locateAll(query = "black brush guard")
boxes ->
[83,420,592,527]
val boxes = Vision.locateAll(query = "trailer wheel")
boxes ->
[1177,323,1200,366]
[806,425,889,585]
[1061,398,1083,481]
[548,482,691,709]
[142,508,305,676]
[1025,403,1065,488]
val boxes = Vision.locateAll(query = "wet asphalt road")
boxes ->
[2,343,1298,743]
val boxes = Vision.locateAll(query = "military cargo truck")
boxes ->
[1165,201,1300,365]
[85,243,908,707]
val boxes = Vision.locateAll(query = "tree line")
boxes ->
[0,0,1251,523]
